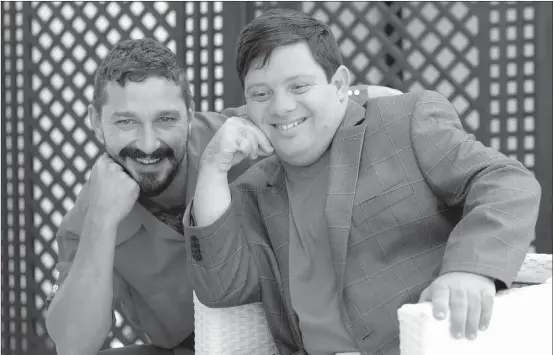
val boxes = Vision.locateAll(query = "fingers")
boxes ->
[237,131,257,160]
[365,85,403,98]
[94,153,122,173]
[236,124,272,159]
[246,126,273,155]
[449,288,467,339]
[107,162,123,173]
[479,289,494,331]
[236,117,273,155]
[431,283,450,320]
[465,291,481,340]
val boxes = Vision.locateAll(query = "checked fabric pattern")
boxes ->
[184,90,541,355]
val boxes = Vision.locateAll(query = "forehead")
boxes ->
[245,42,326,86]
[102,76,187,115]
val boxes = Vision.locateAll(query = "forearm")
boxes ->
[440,163,541,285]
[46,216,117,355]
[185,183,262,307]
[193,166,231,226]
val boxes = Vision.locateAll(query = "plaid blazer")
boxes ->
[184,90,541,355]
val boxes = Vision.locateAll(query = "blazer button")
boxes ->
[193,251,202,261]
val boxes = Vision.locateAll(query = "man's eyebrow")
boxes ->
[111,111,137,119]
[284,75,316,82]
[156,109,182,117]
[245,83,267,92]
[110,109,182,119]
[245,75,317,91]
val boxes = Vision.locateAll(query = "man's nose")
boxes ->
[269,91,296,117]
[137,126,160,154]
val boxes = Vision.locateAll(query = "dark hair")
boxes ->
[92,38,193,113]
[235,8,343,88]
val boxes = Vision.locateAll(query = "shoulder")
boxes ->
[189,105,247,139]
[361,90,452,127]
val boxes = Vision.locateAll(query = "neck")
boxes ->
[145,154,188,209]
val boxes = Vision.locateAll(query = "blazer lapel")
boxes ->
[325,100,367,299]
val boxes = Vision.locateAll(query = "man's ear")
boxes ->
[88,104,105,144]
[331,65,351,103]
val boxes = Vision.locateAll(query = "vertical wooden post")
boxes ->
[534,1,552,253]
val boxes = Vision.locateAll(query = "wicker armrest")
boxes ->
[398,253,553,355]
[193,253,552,355]
[193,293,278,355]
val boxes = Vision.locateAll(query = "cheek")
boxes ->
[245,104,266,128]
[102,127,134,152]
[162,125,189,154]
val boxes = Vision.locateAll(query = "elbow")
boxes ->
[530,173,542,199]
[519,165,542,205]
[46,306,111,355]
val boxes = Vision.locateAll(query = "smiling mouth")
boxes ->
[132,157,163,165]
[272,117,307,132]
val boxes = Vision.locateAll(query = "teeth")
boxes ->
[135,157,162,165]
[276,118,305,131]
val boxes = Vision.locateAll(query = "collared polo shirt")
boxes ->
[50,109,254,348]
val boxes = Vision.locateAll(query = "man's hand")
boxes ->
[200,116,273,174]
[349,85,403,102]
[419,272,496,340]
[364,85,403,98]
[88,153,140,227]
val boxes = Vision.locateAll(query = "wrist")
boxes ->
[84,208,121,234]
[198,163,229,184]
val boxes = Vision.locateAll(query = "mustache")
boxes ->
[118,146,175,160]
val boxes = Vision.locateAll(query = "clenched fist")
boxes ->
[200,116,273,174]
[88,154,140,227]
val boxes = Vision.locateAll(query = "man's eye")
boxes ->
[290,83,310,94]
[116,119,133,125]
[159,116,175,122]
[251,91,272,102]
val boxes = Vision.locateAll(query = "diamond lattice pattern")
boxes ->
[302,1,481,133]
[30,1,181,349]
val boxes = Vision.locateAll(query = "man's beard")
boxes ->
[110,146,182,198]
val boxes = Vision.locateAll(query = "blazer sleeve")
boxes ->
[409,90,542,287]
[182,180,265,308]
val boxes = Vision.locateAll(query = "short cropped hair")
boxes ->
[92,38,193,113]
[235,8,343,87]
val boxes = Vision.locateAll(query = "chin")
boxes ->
[278,151,314,167]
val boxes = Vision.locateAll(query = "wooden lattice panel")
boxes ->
[487,2,538,171]
[184,1,225,113]
[302,1,481,134]
[2,3,34,354]
[29,1,182,350]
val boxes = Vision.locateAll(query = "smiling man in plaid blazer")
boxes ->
[184,9,542,355]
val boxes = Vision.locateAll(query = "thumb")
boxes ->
[418,286,432,303]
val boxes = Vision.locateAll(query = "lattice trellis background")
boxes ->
[2,1,552,354]
[2,1,228,353]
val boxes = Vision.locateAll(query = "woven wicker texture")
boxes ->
[514,253,553,284]
[193,292,279,355]
[194,253,551,354]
